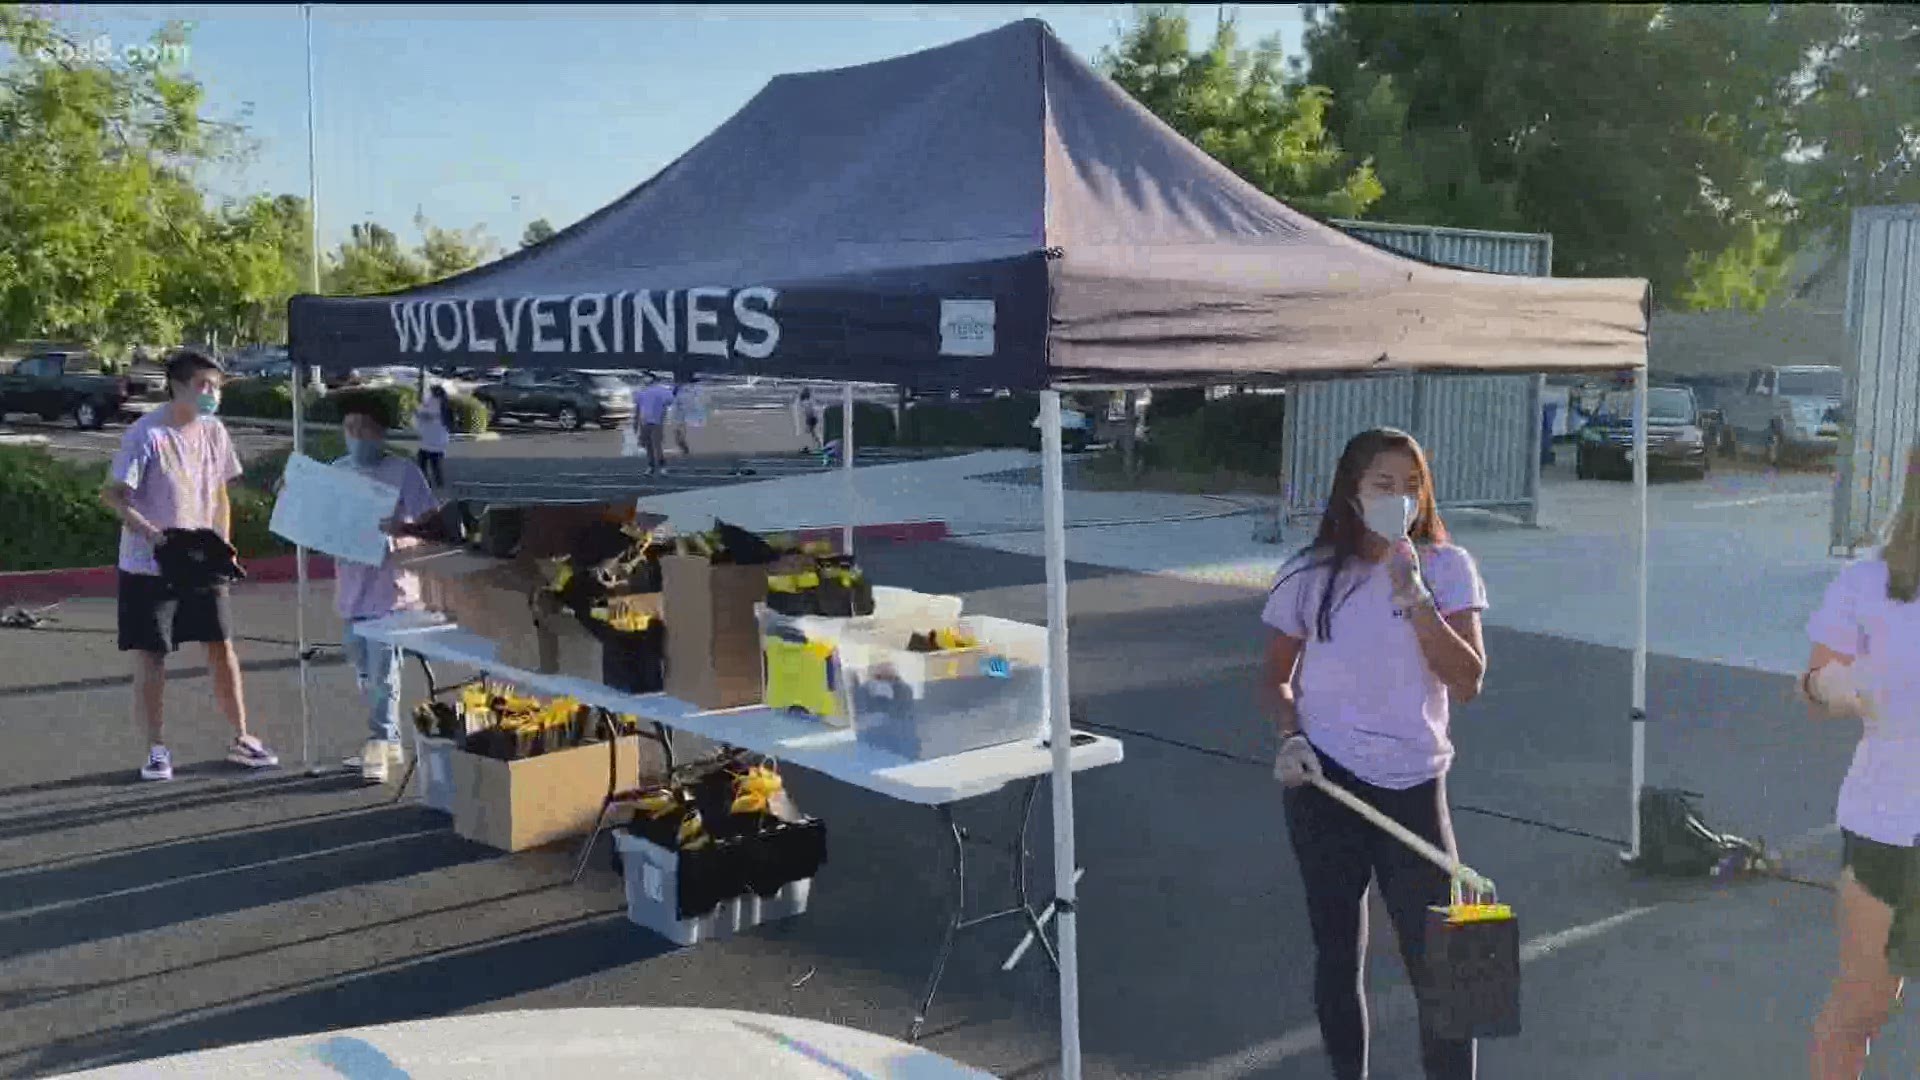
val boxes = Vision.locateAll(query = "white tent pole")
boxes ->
[1629,365,1649,858]
[841,383,855,556]
[296,1,321,775]
[1039,390,1083,1080]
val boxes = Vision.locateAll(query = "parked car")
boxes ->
[1029,405,1093,452]
[1574,384,1710,481]
[0,351,154,429]
[228,345,290,376]
[474,369,635,429]
[1718,364,1845,466]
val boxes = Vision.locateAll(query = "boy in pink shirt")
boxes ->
[101,349,277,781]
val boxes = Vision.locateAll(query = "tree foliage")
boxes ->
[1291,3,1918,309]
[0,4,497,349]
[1099,6,1383,219]
[521,217,555,248]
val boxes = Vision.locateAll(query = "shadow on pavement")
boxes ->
[0,653,343,700]
[0,771,364,844]
[11,912,666,1079]
[0,806,482,962]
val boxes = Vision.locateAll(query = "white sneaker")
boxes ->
[385,740,407,770]
[139,745,172,782]
[360,740,390,784]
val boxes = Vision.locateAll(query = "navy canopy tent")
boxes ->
[287,19,1652,1080]
[288,19,1645,389]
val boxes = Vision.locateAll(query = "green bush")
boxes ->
[230,486,289,560]
[445,394,490,435]
[1142,393,1287,476]
[823,401,896,447]
[1145,387,1206,425]
[0,447,119,570]
[899,394,1040,449]
[312,384,418,429]
[220,378,309,421]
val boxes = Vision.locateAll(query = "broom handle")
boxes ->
[1306,773,1497,899]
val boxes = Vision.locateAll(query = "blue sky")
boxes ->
[66,4,1305,255]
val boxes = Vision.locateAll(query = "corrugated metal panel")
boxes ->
[1832,205,1920,552]
[1331,219,1552,278]
[1283,375,1418,518]
[1282,222,1551,526]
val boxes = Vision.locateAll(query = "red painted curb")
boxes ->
[0,522,947,603]
[795,520,950,546]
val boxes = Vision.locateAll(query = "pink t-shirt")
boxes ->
[109,410,244,576]
[1261,543,1489,789]
[1806,551,1920,846]
[331,455,440,621]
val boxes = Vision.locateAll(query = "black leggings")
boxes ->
[416,450,444,488]
[1283,746,1476,1080]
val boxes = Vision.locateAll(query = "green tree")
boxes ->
[0,6,239,348]
[1099,6,1383,219]
[1781,5,1920,230]
[416,211,490,280]
[324,222,425,296]
[1298,4,1822,306]
[521,217,555,248]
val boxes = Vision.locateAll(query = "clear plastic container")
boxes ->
[843,615,1050,761]
[755,588,965,726]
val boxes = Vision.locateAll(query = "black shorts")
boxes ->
[117,571,233,654]
[1843,830,1920,975]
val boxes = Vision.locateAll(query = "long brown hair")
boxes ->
[1886,444,1920,603]
[1272,427,1449,642]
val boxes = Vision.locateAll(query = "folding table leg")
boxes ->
[910,805,969,1042]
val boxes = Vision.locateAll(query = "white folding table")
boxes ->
[353,610,1125,1038]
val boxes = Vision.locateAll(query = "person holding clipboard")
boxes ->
[1262,427,1490,1080]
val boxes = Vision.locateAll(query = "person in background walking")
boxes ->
[334,398,441,784]
[413,383,453,488]
[1264,426,1489,1080]
[100,348,278,781]
[795,388,820,452]
[631,373,675,476]
[670,370,707,458]
[1802,443,1920,1080]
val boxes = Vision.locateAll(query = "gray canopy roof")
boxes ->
[289,19,1648,388]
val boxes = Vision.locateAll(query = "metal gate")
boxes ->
[1832,205,1920,554]
[1281,222,1551,528]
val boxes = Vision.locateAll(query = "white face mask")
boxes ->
[1358,493,1416,541]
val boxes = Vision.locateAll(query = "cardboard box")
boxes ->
[449,734,663,852]
[402,544,543,664]
[662,555,768,710]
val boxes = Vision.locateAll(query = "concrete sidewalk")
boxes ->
[959,459,1841,676]
[631,450,1246,536]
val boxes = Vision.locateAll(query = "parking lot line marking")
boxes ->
[1693,492,1828,510]
[1169,905,1658,1080]
[0,828,448,922]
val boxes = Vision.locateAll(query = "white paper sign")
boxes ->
[939,299,996,357]
[268,453,400,567]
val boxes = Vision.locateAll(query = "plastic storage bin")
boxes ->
[845,615,1051,761]
[756,588,965,726]
[412,734,458,815]
[614,831,812,947]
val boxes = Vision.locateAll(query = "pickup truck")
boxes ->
[0,351,152,429]
[1718,364,1845,466]
[473,369,635,430]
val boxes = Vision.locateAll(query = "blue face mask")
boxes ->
[195,390,220,417]
[346,436,384,468]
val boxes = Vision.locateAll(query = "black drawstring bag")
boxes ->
[153,528,245,591]
[1420,884,1522,1041]
[1625,787,1770,878]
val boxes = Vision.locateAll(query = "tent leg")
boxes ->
[1039,390,1083,1080]
[1626,366,1649,860]
[842,384,856,556]
[298,2,330,778]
